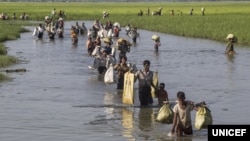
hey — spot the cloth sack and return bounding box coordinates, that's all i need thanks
[122,72,135,105]
[156,103,173,124]
[151,71,159,98]
[226,34,235,40]
[152,35,160,41]
[194,106,213,130]
[226,33,237,43]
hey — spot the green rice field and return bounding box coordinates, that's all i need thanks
[0,2,250,80]
[1,2,250,44]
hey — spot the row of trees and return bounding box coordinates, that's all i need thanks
[0,0,249,2]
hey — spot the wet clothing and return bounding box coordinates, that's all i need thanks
[157,89,168,106]
[173,101,194,129]
[104,46,112,55]
[225,42,235,54]
[92,25,99,39]
[154,40,161,52]
[57,28,64,38]
[135,70,154,106]
[86,39,94,55]
[114,63,129,90]
[118,43,130,61]
[37,26,44,39]
[128,30,138,44]
[125,25,131,35]
[48,31,56,40]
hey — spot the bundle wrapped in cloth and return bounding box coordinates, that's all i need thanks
[116,38,132,53]
[226,34,237,43]
[152,35,160,41]
[103,37,111,43]
[113,22,121,29]
[117,38,132,46]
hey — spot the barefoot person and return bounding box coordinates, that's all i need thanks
[171,91,204,136]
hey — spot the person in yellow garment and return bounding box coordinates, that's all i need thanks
[134,60,156,107]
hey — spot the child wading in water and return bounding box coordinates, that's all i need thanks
[156,82,169,106]
[170,91,205,137]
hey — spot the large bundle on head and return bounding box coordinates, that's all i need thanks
[117,38,126,44]
[117,38,132,53]
[58,17,63,21]
[103,37,111,44]
[226,34,235,40]
[152,35,160,41]
[113,22,120,29]
[226,34,237,43]
[117,38,132,46]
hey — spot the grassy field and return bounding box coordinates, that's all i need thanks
[1,2,250,44]
[0,2,250,80]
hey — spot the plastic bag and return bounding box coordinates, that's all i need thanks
[91,46,101,56]
[194,106,213,130]
[104,64,116,84]
[33,28,38,36]
[156,103,173,124]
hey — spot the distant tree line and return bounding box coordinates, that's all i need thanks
[0,0,249,2]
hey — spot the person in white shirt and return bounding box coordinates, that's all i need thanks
[171,91,204,136]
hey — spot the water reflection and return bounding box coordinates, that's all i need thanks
[138,107,155,132]
[2,21,250,141]
[175,137,193,141]
[103,91,116,117]
[225,54,236,75]
[225,54,235,63]
[122,108,135,141]
[71,44,78,48]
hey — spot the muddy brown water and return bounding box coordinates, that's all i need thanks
[1,21,250,141]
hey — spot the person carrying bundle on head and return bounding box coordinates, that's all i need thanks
[117,38,131,62]
[152,35,161,52]
[225,34,237,55]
